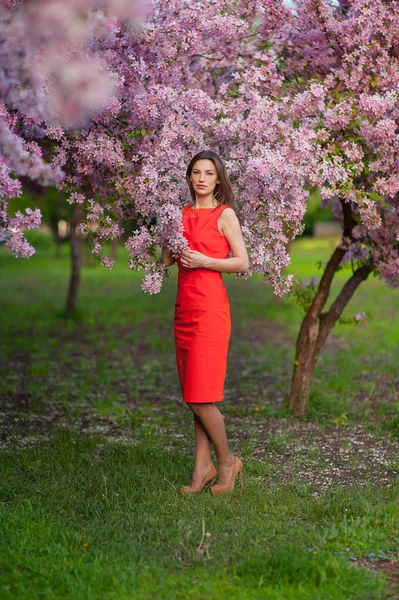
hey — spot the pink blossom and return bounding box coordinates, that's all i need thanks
[86,200,104,221]
[68,192,86,204]
[4,231,35,258]
[1,0,399,295]
[141,266,165,294]
[101,256,115,269]
[354,312,366,323]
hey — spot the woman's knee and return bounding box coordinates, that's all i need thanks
[186,402,212,416]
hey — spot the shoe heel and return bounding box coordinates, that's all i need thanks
[179,465,217,496]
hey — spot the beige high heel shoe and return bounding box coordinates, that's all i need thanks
[210,456,243,496]
[179,465,217,496]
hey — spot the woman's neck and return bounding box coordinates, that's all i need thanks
[194,193,218,208]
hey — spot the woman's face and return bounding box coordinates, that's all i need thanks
[190,159,219,195]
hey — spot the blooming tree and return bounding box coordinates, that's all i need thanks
[0,0,151,310]
[1,0,399,412]
[264,0,399,414]
[1,0,312,301]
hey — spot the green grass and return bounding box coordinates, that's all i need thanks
[1,234,399,599]
[1,432,396,599]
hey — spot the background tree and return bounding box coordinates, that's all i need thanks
[260,0,399,414]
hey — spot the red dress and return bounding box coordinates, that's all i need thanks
[174,204,232,403]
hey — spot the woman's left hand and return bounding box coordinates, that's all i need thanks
[180,249,208,269]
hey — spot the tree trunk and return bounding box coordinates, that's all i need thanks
[289,321,321,416]
[65,204,83,317]
[289,262,372,416]
[289,199,372,416]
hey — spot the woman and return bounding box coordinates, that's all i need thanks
[162,150,249,496]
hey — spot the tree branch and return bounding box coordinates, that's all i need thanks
[322,263,372,328]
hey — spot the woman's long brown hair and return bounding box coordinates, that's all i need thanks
[186,150,234,207]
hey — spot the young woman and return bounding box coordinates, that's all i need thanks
[162,150,249,496]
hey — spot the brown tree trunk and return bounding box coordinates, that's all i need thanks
[289,199,372,416]
[289,263,372,415]
[65,204,83,317]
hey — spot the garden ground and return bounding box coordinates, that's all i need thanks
[1,235,398,599]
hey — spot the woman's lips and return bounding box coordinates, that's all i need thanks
[196,185,207,188]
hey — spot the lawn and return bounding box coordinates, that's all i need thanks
[1,235,398,599]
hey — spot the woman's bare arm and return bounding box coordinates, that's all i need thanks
[180,208,249,273]
[162,247,176,267]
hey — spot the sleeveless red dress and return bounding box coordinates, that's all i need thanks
[174,204,232,404]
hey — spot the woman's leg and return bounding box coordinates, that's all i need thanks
[187,415,213,488]
[187,403,234,484]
